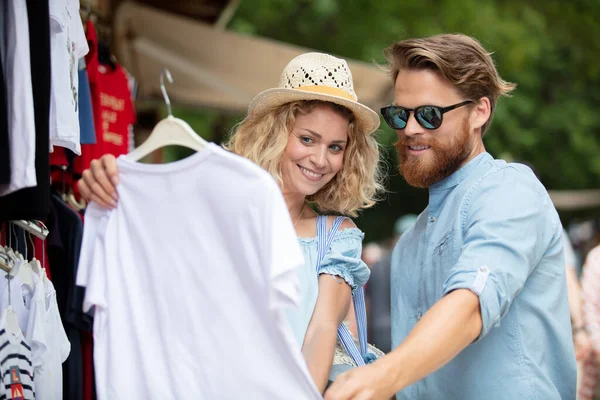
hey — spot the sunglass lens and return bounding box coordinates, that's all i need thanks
[416,106,442,129]
[384,107,408,129]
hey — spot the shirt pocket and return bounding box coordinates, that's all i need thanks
[433,229,456,257]
[432,229,460,278]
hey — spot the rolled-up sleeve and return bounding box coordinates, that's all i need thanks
[442,169,558,340]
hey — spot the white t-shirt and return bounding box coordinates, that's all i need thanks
[77,143,321,400]
[33,273,71,400]
[0,0,36,196]
[23,273,47,370]
[49,0,89,155]
[0,273,29,334]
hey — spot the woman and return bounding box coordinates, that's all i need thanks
[77,52,384,392]
[580,240,600,400]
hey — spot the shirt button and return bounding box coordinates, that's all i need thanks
[429,216,436,223]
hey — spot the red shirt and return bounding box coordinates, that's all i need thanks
[74,22,135,175]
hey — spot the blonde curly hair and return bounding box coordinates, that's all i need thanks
[223,100,384,217]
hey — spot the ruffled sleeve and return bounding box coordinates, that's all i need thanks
[317,228,370,292]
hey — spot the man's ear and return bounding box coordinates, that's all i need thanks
[471,97,491,131]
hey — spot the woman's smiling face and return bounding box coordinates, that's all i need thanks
[280,103,350,197]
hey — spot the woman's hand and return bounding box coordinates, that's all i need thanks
[77,154,120,209]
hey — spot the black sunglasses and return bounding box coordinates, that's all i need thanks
[380,100,473,130]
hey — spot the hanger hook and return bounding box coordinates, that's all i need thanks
[27,232,35,260]
[160,69,174,117]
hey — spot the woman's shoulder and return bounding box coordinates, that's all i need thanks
[322,215,364,242]
[297,215,364,246]
[324,215,356,230]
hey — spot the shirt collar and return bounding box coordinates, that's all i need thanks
[430,152,492,192]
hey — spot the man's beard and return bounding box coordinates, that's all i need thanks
[394,118,473,188]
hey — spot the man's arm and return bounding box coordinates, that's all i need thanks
[380,289,481,390]
[325,289,481,400]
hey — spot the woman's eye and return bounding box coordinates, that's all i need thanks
[330,145,344,153]
[300,136,313,144]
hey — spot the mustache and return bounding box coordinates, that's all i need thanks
[394,138,435,150]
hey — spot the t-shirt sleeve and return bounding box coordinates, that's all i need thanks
[442,168,560,340]
[258,177,303,311]
[76,203,109,312]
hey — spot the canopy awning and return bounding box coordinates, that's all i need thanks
[113,2,392,114]
[548,190,600,211]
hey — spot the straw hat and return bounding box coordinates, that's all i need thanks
[248,53,380,135]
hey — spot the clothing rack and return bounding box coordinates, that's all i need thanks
[12,220,49,240]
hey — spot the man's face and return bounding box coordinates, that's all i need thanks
[392,69,478,188]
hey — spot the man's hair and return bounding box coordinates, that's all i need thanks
[223,100,384,217]
[384,33,516,135]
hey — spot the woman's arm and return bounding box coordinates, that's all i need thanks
[302,218,358,393]
[302,273,352,393]
[345,301,358,338]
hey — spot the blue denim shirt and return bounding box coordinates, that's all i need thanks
[391,152,576,400]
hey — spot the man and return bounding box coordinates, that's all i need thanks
[366,214,417,353]
[325,34,576,400]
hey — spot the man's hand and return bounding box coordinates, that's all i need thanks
[324,362,396,400]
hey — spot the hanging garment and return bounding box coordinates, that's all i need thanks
[0,274,29,335]
[78,58,96,145]
[74,63,135,174]
[0,0,52,221]
[75,21,135,175]
[77,143,321,399]
[83,20,101,150]
[0,1,10,185]
[48,0,89,155]
[0,314,35,400]
[33,272,71,400]
[0,0,36,196]
[22,273,47,377]
[47,194,85,400]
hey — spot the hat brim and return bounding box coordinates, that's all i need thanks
[248,88,381,135]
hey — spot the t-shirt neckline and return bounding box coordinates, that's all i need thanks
[117,142,217,174]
